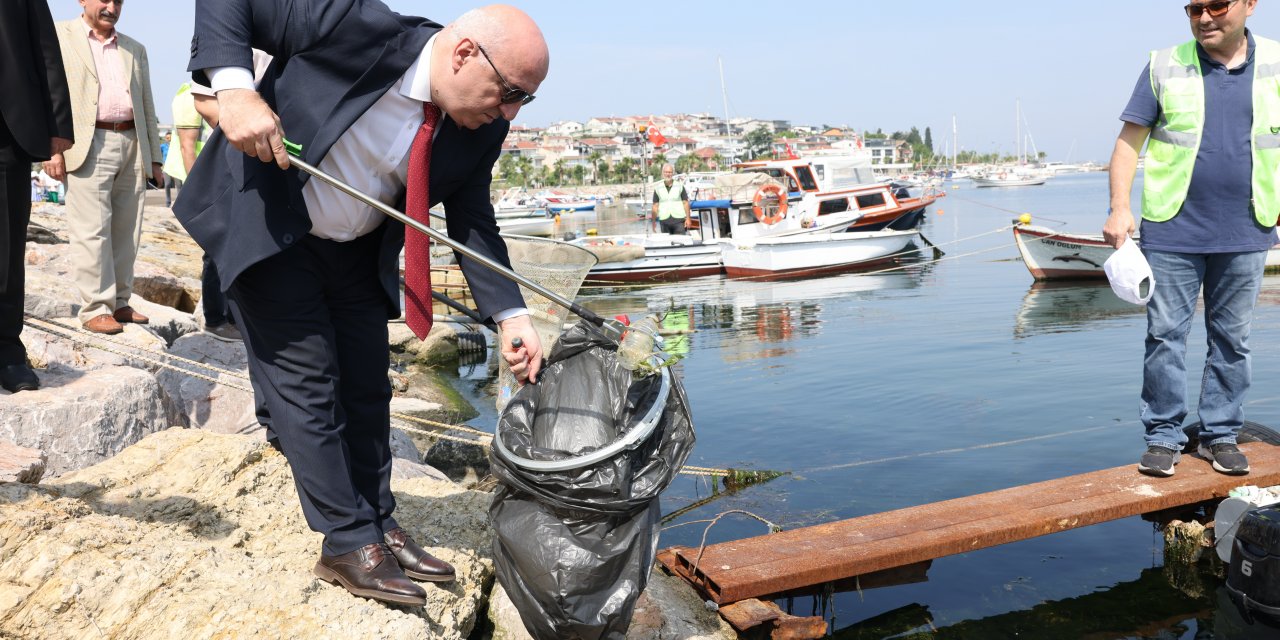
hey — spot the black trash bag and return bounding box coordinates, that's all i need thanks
[489,319,696,640]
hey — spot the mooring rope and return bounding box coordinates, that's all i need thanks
[21,315,763,477]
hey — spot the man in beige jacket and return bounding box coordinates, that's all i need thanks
[44,0,162,334]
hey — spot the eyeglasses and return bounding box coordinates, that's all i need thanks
[1185,0,1238,19]
[475,42,536,106]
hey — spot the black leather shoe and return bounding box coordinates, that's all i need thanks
[384,528,456,582]
[0,363,40,393]
[313,542,426,606]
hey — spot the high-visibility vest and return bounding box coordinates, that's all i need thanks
[1144,37,1280,226]
[654,180,687,220]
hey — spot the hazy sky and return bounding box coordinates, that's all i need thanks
[49,0,1280,163]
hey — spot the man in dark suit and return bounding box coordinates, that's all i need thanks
[177,1,547,607]
[0,0,74,393]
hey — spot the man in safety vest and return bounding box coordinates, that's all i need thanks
[1105,0,1277,478]
[651,163,691,234]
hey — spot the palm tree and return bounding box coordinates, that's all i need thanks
[587,150,604,185]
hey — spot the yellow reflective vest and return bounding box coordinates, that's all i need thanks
[654,180,687,220]
[1144,37,1280,226]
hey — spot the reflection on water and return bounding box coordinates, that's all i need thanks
[831,565,1280,639]
[1014,281,1147,339]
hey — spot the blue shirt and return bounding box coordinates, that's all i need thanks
[1121,32,1277,253]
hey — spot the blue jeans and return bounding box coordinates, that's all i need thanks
[1141,249,1267,451]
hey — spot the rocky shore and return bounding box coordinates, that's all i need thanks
[0,194,733,639]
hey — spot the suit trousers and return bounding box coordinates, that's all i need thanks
[66,128,144,322]
[0,118,31,366]
[228,228,399,556]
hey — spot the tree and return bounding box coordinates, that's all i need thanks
[675,154,707,174]
[587,150,604,185]
[614,157,638,183]
[571,164,586,185]
[743,126,773,160]
[924,127,933,154]
[648,152,668,180]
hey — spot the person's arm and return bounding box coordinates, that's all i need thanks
[177,127,200,173]
[682,185,691,226]
[1104,122,1151,249]
[194,94,220,127]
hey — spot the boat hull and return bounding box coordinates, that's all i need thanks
[577,236,723,282]
[721,229,919,278]
[1013,223,1280,280]
[972,176,1047,187]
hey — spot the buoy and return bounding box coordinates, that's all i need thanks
[586,228,598,236]
[554,214,562,223]
[1019,213,1032,224]
[937,209,944,215]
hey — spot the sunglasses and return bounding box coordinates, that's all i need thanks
[1184,0,1238,19]
[475,42,536,106]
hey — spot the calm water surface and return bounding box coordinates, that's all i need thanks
[462,172,1280,638]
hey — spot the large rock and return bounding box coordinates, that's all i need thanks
[23,242,76,320]
[0,429,495,639]
[0,366,169,476]
[390,322,461,366]
[23,318,169,372]
[0,441,46,484]
[132,260,197,312]
[130,296,201,345]
[155,333,258,435]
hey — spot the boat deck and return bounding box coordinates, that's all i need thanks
[660,442,1280,604]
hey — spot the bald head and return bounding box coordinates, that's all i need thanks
[431,5,549,129]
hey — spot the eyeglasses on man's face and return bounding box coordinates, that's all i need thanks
[1185,0,1238,19]
[475,42,536,106]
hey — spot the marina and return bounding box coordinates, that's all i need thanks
[454,171,1280,636]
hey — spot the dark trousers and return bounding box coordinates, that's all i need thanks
[201,253,232,326]
[0,118,31,366]
[228,229,397,556]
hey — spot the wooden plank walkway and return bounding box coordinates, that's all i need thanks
[661,442,1280,604]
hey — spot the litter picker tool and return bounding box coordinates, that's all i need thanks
[282,140,625,343]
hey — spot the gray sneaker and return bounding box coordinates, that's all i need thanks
[1138,446,1180,477]
[206,322,243,342]
[1198,443,1250,475]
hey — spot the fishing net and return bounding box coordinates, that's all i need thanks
[494,235,598,411]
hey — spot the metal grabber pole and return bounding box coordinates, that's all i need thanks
[283,143,624,342]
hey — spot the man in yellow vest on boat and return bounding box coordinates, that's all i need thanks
[651,163,691,234]
[1105,0,1278,478]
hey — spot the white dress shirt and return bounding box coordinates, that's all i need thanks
[207,36,526,322]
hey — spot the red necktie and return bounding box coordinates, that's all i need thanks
[404,102,441,339]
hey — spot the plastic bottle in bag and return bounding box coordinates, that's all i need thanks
[617,316,661,370]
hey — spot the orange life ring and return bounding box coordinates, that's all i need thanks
[752,184,788,225]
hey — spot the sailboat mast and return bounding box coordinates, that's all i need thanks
[718,56,730,136]
[1016,99,1022,164]
[952,114,957,169]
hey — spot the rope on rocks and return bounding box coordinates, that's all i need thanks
[21,316,760,479]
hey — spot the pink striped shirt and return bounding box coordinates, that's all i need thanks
[82,21,133,123]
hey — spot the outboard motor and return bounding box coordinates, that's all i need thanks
[1227,506,1280,618]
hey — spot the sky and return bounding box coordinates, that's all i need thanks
[48,0,1280,164]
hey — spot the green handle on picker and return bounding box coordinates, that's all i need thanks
[280,139,623,342]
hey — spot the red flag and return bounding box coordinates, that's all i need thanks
[648,126,667,148]
[784,141,798,159]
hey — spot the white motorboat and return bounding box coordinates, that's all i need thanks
[972,171,1048,188]
[719,228,920,278]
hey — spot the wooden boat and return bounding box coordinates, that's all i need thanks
[1013,223,1280,280]
[719,228,920,278]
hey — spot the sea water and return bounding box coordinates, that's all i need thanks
[465,173,1280,636]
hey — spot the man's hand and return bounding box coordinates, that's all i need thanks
[1103,207,1136,249]
[498,314,543,384]
[42,153,66,182]
[49,137,72,156]
[217,88,289,169]
[152,163,164,187]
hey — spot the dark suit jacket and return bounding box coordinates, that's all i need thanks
[0,0,74,161]
[176,0,522,319]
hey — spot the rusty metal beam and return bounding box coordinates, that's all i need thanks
[660,442,1280,604]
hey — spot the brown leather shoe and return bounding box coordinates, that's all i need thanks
[112,306,149,324]
[313,542,426,606]
[83,314,124,335]
[384,528,456,582]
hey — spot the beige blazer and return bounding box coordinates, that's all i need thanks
[54,18,161,172]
